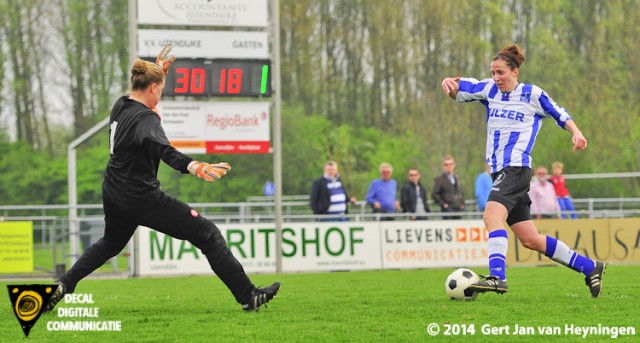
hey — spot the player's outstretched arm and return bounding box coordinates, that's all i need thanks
[441,77,461,100]
[564,119,587,152]
[188,161,231,182]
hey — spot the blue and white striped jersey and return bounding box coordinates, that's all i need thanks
[456,78,572,173]
[326,178,347,214]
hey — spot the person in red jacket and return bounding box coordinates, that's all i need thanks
[549,161,578,219]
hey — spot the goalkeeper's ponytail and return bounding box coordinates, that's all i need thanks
[130,59,164,91]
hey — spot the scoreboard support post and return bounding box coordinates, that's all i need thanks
[271,0,284,274]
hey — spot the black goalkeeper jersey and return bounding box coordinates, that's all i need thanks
[103,96,193,207]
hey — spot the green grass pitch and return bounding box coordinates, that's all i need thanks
[1,265,638,342]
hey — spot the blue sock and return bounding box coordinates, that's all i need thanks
[487,229,508,280]
[545,236,595,275]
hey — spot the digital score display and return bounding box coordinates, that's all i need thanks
[162,59,271,97]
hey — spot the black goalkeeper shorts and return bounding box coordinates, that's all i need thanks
[487,167,533,226]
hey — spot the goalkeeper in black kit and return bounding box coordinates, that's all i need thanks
[45,48,280,313]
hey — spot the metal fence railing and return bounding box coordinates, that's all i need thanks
[2,197,639,278]
[2,197,640,222]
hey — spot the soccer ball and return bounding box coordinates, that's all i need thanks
[445,268,479,301]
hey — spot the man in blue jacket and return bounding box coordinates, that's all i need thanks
[366,162,400,220]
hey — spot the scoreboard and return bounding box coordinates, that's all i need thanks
[162,59,271,97]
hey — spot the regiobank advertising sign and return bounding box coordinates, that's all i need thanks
[135,223,382,275]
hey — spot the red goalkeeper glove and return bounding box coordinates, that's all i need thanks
[156,43,176,75]
[188,161,231,182]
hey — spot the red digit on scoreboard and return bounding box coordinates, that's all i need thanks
[190,68,205,94]
[174,68,189,93]
[228,69,242,94]
[219,69,227,94]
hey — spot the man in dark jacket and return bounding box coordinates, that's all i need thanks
[310,161,356,221]
[431,155,465,219]
[400,168,431,220]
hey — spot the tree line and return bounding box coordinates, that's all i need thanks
[0,0,638,206]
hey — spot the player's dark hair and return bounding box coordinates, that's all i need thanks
[130,59,164,91]
[493,44,525,70]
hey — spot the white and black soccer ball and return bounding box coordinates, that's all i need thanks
[444,268,479,301]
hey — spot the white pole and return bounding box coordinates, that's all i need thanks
[128,0,138,277]
[271,0,283,273]
[67,148,78,266]
[129,0,137,67]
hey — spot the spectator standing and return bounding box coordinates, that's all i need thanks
[431,155,465,219]
[549,161,578,219]
[475,164,493,211]
[529,166,561,219]
[365,163,400,220]
[400,168,431,220]
[309,161,357,221]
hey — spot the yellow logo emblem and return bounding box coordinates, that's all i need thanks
[7,284,56,337]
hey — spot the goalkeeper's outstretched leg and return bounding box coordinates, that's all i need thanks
[139,192,280,310]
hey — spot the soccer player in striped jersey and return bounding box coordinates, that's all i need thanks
[441,44,605,298]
